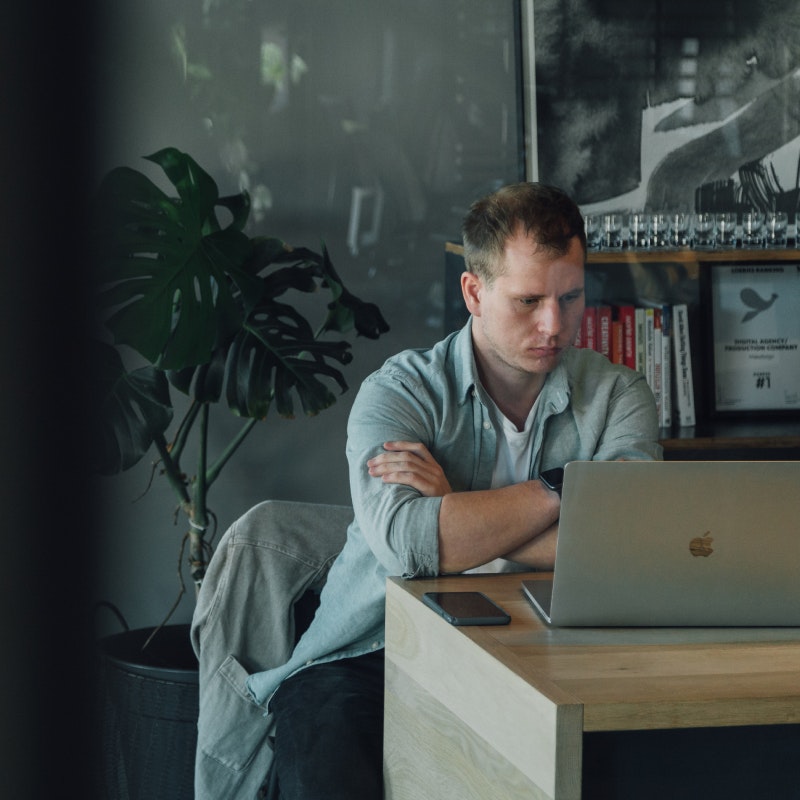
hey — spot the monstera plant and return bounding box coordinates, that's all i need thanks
[93,147,388,621]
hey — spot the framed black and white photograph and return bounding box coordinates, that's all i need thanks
[709,263,800,414]
[522,0,800,218]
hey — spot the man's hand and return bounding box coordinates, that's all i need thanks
[367,441,453,497]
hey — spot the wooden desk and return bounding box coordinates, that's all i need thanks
[383,572,800,799]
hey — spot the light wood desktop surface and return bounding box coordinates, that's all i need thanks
[383,572,800,800]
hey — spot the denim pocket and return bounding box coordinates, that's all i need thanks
[198,654,273,771]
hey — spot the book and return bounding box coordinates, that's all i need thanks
[671,303,696,427]
[652,308,663,421]
[634,307,646,374]
[616,305,636,369]
[583,306,597,351]
[596,305,612,360]
[643,307,656,397]
[659,305,673,428]
[611,319,623,365]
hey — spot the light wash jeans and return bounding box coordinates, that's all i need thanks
[191,500,352,800]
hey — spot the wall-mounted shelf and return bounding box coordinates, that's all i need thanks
[660,419,800,459]
[587,247,799,264]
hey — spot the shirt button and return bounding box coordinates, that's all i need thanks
[483,421,492,430]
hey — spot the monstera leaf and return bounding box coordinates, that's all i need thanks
[94,147,263,370]
[272,245,390,340]
[167,248,373,420]
[225,299,352,419]
[94,341,173,475]
[161,238,390,421]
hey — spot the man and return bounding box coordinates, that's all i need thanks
[249,182,662,798]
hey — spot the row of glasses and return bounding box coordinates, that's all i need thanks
[585,210,794,251]
[696,211,790,249]
[628,211,692,249]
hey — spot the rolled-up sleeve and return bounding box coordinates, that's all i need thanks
[346,368,444,578]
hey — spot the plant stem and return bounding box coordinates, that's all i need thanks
[155,405,259,589]
[152,433,191,507]
[188,404,210,587]
[206,416,259,486]
[153,428,208,589]
[171,399,202,465]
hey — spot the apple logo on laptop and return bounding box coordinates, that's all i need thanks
[690,532,714,557]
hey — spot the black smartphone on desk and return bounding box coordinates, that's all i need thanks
[422,591,511,626]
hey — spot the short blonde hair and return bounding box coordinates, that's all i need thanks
[461,182,586,283]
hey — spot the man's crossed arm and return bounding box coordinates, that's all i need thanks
[367,441,560,573]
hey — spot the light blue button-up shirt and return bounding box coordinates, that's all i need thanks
[247,320,662,706]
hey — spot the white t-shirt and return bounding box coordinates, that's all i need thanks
[464,391,538,574]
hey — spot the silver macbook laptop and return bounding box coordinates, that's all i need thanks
[522,460,800,627]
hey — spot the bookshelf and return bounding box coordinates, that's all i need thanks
[444,242,800,459]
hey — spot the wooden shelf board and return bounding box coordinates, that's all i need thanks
[587,247,799,264]
[662,435,800,451]
[661,420,800,452]
[446,241,799,264]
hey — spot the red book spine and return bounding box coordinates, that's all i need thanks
[583,306,597,351]
[611,319,623,364]
[597,305,612,359]
[617,305,636,369]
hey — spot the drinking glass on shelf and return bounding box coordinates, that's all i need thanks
[765,211,788,247]
[584,214,602,250]
[628,211,650,250]
[741,210,764,248]
[716,211,737,248]
[667,212,691,248]
[601,213,623,249]
[649,212,668,248]
[693,212,716,249]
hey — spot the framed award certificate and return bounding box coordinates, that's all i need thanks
[709,263,800,414]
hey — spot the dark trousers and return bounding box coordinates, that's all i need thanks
[266,650,385,800]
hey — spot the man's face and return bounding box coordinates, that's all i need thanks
[463,230,585,380]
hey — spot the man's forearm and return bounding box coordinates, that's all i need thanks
[501,523,557,570]
[438,481,560,573]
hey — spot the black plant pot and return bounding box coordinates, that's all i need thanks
[96,624,199,800]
